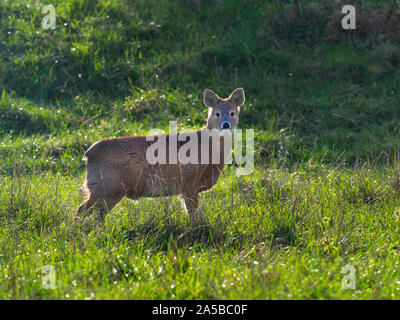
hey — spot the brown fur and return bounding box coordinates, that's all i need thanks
[76,88,245,220]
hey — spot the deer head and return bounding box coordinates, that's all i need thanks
[203,88,245,130]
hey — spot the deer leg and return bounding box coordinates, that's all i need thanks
[76,194,122,222]
[181,192,199,217]
[97,195,123,221]
[76,195,99,219]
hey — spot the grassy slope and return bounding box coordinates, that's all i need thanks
[1,0,400,299]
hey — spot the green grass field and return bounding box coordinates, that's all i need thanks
[1,0,400,299]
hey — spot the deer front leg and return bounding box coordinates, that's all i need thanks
[181,192,199,217]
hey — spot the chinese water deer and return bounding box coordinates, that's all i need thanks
[76,88,245,221]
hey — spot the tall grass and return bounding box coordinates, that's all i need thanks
[1,166,400,299]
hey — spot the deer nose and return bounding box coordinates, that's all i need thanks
[221,121,231,129]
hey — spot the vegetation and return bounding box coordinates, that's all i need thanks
[0,0,400,299]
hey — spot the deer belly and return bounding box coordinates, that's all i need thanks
[142,175,180,197]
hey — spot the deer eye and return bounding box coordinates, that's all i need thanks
[230,111,235,116]
[215,112,220,117]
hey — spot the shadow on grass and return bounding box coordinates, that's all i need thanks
[123,210,299,252]
[271,223,297,249]
[125,214,228,250]
[76,196,300,252]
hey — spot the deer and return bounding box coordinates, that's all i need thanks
[76,88,245,221]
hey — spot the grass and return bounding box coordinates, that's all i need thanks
[2,166,400,299]
[1,0,400,299]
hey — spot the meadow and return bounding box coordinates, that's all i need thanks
[1,0,400,299]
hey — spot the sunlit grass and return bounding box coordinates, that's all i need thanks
[1,165,400,299]
[1,0,400,299]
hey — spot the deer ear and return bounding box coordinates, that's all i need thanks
[229,88,245,107]
[203,89,219,108]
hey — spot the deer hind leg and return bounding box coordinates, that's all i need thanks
[181,192,199,217]
[76,167,125,221]
[76,193,123,221]
[76,195,100,219]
